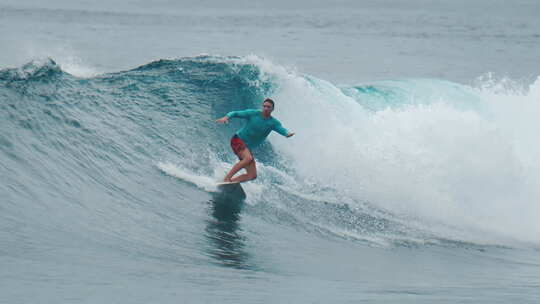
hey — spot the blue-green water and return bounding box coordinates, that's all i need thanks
[2,1,540,303]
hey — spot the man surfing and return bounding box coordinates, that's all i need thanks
[215,98,294,183]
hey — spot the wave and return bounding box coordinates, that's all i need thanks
[1,55,539,248]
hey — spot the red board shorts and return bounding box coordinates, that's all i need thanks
[230,135,252,160]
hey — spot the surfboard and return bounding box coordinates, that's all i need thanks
[216,181,246,200]
[216,181,241,186]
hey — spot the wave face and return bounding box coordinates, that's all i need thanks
[2,55,540,253]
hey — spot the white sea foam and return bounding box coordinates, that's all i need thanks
[56,55,100,78]
[157,159,273,205]
[245,56,540,244]
[17,43,101,78]
[157,162,218,192]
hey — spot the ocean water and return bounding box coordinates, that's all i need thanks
[1,1,540,303]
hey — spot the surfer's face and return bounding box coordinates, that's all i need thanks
[262,101,274,115]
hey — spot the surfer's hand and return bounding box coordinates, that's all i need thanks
[287,132,295,137]
[216,116,229,124]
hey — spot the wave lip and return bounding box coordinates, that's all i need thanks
[0,58,64,81]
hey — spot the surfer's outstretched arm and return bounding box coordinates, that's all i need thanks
[216,109,257,124]
[273,121,295,138]
[215,116,229,124]
[226,109,258,119]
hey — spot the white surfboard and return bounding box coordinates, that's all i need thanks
[216,181,246,199]
[216,181,241,186]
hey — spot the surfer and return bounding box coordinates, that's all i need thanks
[215,98,294,183]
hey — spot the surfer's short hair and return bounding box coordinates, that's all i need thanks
[263,98,275,108]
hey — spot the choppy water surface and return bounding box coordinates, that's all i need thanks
[1,1,540,303]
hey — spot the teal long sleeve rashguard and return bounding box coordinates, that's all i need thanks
[226,109,289,149]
